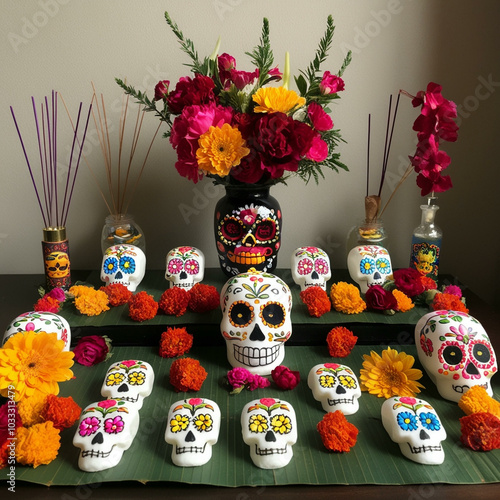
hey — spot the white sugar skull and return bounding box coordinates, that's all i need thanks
[101,244,146,292]
[291,246,331,291]
[347,245,392,293]
[165,246,205,290]
[165,397,221,467]
[220,269,292,376]
[381,396,446,465]
[101,360,154,410]
[241,398,297,469]
[73,399,140,472]
[3,311,71,351]
[415,310,497,402]
[307,363,361,415]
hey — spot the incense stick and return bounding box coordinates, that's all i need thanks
[366,113,371,198]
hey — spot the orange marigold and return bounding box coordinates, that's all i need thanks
[33,295,61,313]
[300,286,331,317]
[17,393,47,426]
[431,292,469,313]
[70,285,110,316]
[460,412,500,451]
[421,276,438,291]
[41,394,82,430]
[392,289,414,313]
[317,410,358,452]
[458,386,500,418]
[159,287,190,316]
[159,327,193,358]
[128,291,159,321]
[170,357,207,392]
[99,283,133,306]
[188,283,220,313]
[326,326,358,358]
[330,282,366,314]
[15,421,61,468]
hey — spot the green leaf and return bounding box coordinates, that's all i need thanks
[439,319,450,324]
[245,18,274,88]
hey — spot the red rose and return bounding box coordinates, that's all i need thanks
[271,365,300,390]
[393,268,425,297]
[73,335,109,366]
[167,74,216,115]
[365,285,398,311]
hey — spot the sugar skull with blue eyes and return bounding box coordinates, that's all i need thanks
[347,245,392,293]
[381,396,446,465]
[100,244,146,292]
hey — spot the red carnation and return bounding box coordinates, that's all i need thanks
[393,268,425,298]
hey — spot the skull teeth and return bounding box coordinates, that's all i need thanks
[82,448,112,458]
[327,396,355,406]
[229,252,266,265]
[255,444,288,456]
[175,443,207,454]
[233,344,281,367]
[407,443,442,454]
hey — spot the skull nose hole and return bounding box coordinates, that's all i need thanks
[419,429,430,440]
[336,385,346,394]
[185,430,196,443]
[249,324,265,342]
[465,362,480,375]
[180,271,187,280]
[91,432,104,445]
[265,430,276,442]
[373,271,381,280]
[311,271,319,280]
[242,233,256,246]
[118,383,129,393]
[115,271,123,280]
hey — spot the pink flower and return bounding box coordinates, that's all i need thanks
[47,287,65,302]
[267,66,283,81]
[230,68,259,90]
[324,363,340,369]
[120,360,137,367]
[227,367,251,388]
[271,366,300,390]
[365,285,398,311]
[247,374,271,390]
[189,398,203,406]
[0,401,22,444]
[306,134,329,162]
[104,416,124,434]
[319,71,345,94]
[73,335,110,366]
[25,322,36,331]
[79,416,100,436]
[443,284,462,298]
[399,397,417,405]
[154,80,170,101]
[307,102,333,131]
[98,400,117,409]
[260,398,276,408]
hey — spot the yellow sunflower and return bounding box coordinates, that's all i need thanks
[0,331,74,402]
[252,86,306,114]
[359,347,424,399]
[196,123,250,177]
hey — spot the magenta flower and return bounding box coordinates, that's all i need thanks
[319,71,345,94]
[308,102,333,131]
[98,400,117,410]
[79,416,100,436]
[104,416,124,434]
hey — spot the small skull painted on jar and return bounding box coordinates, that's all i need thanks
[101,244,146,292]
[165,246,204,290]
[307,363,361,415]
[381,396,446,465]
[220,269,292,376]
[415,310,497,402]
[291,246,331,291]
[347,245,392,293]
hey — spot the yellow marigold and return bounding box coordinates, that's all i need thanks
[330,282,366,314]
[458,386,500,418]
[70,285,110,316]
[252,86,306,114]
[196,123,250,176]
[15,421,61,468]
[359,347,424,399]
[0,331,74,402]
[392,289,414,313]
[17,393,47,426]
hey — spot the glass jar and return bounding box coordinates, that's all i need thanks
[346,219,387,252]
[101,214,145,254]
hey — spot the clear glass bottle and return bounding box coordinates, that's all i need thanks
[346,219,387,251]
[410,197,442,279]
[101,214,145,254]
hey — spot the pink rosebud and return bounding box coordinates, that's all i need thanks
[98,400,117,409]
[260,398,276,408]
[399,397,417,405]
[227,367,251,388]
[271,366,300,390]
[319,71,345,94]
[154,80,170,101]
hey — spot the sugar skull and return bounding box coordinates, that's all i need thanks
[241,398,297,469]
[381,396,446,465]
[291,246,331,291]
[101,244,146,292]
[164,397,221,467]
[165,246,205,290]
[101,360,154,410]
[415,310,497,402]
[3,311,71,351]
[220,269,292,376]
[307,363,361,415]
[215,200,282,277]
[347,245,392,293]
[73,399,140,472]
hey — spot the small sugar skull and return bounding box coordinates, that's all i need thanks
[415,310,497,402]
[165,246,205,290]
[241,398,297,469]
[307,363,361,415]
[3,311,71,351]
[73,399,140,472]
[220,269,292,376]
[347,245,392,293]
[165,397,221,467]
[101,244,146,292]
[101,360,154,410]
[381,396,446,465]
[291,246,331,291]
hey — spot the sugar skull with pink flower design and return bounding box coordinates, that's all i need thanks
[291,246,331,291]
[165,246,205,290]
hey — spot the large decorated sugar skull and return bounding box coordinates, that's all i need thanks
[381,396,446,465]
[165,246,204,290]
[307,363,361,415]
[164,397,221,467]
[291,246,331,291]
[101,360,154,410]
[100,244,146,292]
[415,310,497,402]
[241,398,297,469]
[73,399,140,472]
[347,245,392,293]
[220,269,292,376]
[3,311,71,351]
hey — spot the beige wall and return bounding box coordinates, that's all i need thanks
[1,0,499,307]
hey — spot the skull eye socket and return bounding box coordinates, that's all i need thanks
[221,217,244,241]
[270,414,292,434]
[396,412,418,431]
[249,414,268,433]
[470,341,493,368]
[260,302,285,328]
[229,301,254,327]
[106,372,125,386]
[79,416,101,436]
[359,257,376,274]
[254,219,276,241]
[128,371,145,385]
[314,258,329,275]
[184,259,200,275]
[193,414,213,432]
[103,257,119,275]
[297,258,314,275]
[319,374,336,388]
[170,414,190,433]
[119,256,136,274]
[441,344,464,366]
[418,412,441,431]
[375,258,391,274]
[167,258,184,274]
